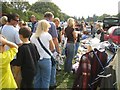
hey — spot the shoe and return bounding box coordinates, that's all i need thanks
[49,85,57,90]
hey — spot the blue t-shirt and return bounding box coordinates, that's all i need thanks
[48,21,58,38]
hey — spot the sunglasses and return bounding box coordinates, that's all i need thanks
[13,19,19,22]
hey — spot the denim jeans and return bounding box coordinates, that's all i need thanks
[50,64,56,86]
[34,58,51,89]
[75,42,80,55]
[64,43,75,72]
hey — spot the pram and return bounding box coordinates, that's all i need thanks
[72,41,119,90]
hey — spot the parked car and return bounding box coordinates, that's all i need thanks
[104,26,120,45]
[103,17,120,31]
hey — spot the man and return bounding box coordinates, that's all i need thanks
[28,15,37,33]
[1,13,22,47]
[1,13,22,75]
[44,12,61,89]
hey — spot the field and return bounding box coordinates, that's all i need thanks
[56,65,75,89]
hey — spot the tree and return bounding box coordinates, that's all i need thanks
[93,14,98,22]
[117,13,120,19]
[81,16,85,21]
[10,1,31,12]
[97,14,111,20]
[30,2,60,15]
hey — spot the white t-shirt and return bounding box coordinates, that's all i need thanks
[30,32,52,59]
[95,33,101,40]
[1,25,22,50]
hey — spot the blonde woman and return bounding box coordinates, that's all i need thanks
[64,18,77,73]
[53,17,63,43]
[95,23,104,42]
[30,20,55,89]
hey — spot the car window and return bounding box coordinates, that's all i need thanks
[113,28,120,36]
[103,19,119,23]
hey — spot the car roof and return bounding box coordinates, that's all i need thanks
[109,26,120,29]
[104,17,119,19]
[108,26,120,33]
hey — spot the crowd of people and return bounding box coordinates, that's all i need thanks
[0,11,105,89]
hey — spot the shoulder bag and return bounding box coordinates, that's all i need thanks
[37,37,56,66]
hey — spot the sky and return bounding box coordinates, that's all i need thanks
[28,0,120,18]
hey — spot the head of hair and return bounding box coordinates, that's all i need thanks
[67,18,75,27]
[53,17,60,26]
[19,20,26,26]
[7,13,19,22]
[19,26,31,38]
[96,23,102,29]
[34,20,50,38]
[31,15,35,18]
[44,12,54,18]
[53,17,60,22]
[0,16,8,25]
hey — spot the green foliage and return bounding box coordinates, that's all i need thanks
[1,1,70,21]
[26,11,43,21]
[117,13,120,19]
[97,14,111,21]
[10,2,31,11]
[30,2,60,15]
[30,2,68,21]
[1,1,118,23]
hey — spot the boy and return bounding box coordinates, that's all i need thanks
[14,26,40,89]
[0,34,18,89]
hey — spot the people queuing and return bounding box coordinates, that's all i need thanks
[94,23,105,42]
[74,21,82,55]
[44,12,61,89]
[53,17,64,71]
[28,15,37,33]
[1,13,22,80]
[14,26,40,89]
[30,20,55,89]
[0,16,8,33]
[64,18,77,73]
[0,12,115,89]
[0,34,18,89]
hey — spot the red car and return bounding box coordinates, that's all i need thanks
[104,26,120,45]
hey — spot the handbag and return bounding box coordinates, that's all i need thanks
[37,38,56,66]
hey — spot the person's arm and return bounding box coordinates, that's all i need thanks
[0,35,18,49]
[50,23,61,54]
[53,37,61,54]
[72,31,77,43]
[49,39,55,52]
[14,66,21,88]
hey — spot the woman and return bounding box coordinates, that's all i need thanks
[95,23,105,42]
[53,17,63,43]
[30,20,55,89]
[64,18,77,73]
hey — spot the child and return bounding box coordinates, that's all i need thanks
[0,34,18,89]
[14,26,40,89]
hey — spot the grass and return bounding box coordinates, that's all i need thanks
[56,64,75,89]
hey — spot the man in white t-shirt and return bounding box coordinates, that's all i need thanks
[1,13,22,68]
[2,13,22,47]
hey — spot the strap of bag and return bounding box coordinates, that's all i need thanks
[37,37,52,57]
